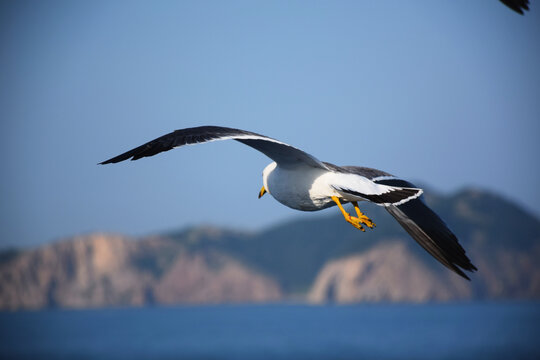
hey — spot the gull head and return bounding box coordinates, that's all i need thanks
[259,162,277,198]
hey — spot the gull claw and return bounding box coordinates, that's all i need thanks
[346,214,366,232]
[358,215,376,229]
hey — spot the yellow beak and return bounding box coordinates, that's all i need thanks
[258,186,267,199]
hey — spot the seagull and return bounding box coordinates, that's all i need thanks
[100,126,477,280]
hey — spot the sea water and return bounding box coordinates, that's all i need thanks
[1,302,539,360]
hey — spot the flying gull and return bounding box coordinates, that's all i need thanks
[100,126,477,280]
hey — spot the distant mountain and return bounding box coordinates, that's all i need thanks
[0,187,539,309]
[165,188,540,298]
[309,242,472,303]
[0,234,281,310]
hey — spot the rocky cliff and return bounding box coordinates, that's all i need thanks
[0,233,281,310]
[309,242,471,303]
[308,241,540,303]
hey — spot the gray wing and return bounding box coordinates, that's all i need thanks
[100,126,327,169]
[338,165,477,280]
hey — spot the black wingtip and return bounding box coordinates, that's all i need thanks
[500,0,530,15]
[454,267,472,281]
[444,254,475,281]
[384,201,477,281]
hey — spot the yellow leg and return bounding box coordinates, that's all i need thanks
[351,201,376,228]
[331,196,367,232]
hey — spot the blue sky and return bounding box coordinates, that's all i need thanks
[1,1,539,247]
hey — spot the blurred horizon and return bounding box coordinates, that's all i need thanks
[1,0,539,248]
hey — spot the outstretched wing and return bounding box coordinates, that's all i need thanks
[341,165,477,280]
[99,126,327,169]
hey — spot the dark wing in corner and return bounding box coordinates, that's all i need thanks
[341,166,477,280]
[500,0,530,14]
